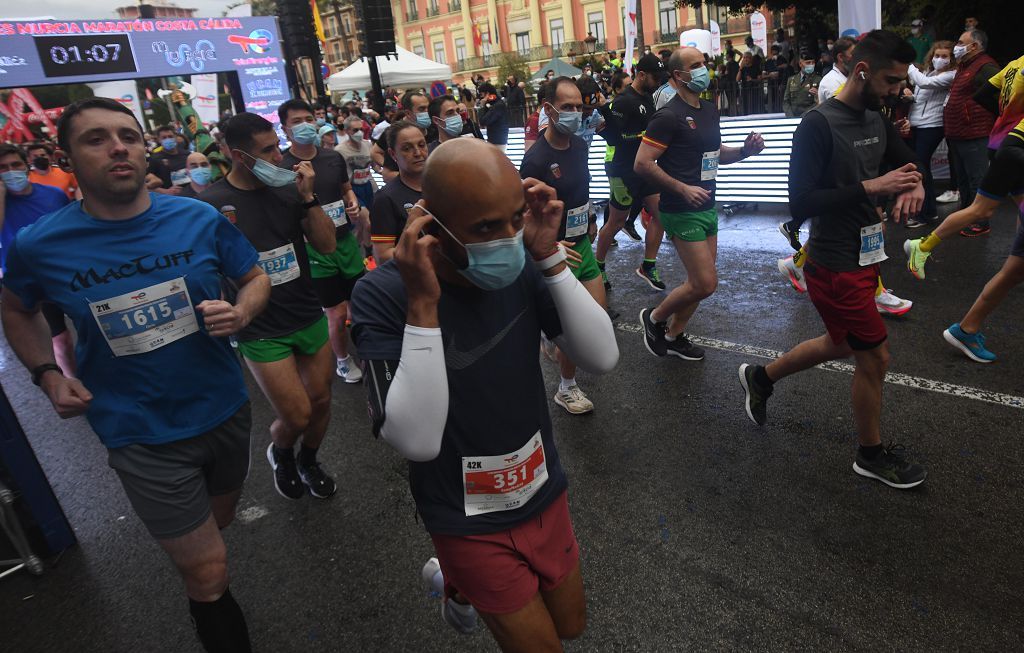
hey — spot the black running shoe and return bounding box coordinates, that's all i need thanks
[778,221,801,251]
[640,308,667,357]
[623,221,642,242]
[738,363,772,426]
[853,444,927,489]
[635,266,666,290]
[297,458,338,499]
[267,444,304,500]
[666,335,704,361]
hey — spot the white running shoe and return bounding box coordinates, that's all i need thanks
[777,256,807,293]
[421,558,478,635]
[875,290,913,316]
[554,385,595,415]
[336,357,363,383]
[936,190,959,204]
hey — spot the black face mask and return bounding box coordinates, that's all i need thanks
[32,157,50,171]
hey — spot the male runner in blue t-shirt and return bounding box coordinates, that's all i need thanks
[1,98,271,653]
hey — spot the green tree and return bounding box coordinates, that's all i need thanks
[496,52,532,89]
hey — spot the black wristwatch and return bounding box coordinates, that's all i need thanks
[300,193,320,210]
[31,363,63,386]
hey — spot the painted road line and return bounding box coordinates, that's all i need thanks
[616,323,1024,410]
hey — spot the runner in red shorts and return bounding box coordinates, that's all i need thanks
[350,139,618,649]
[736,30,928,489]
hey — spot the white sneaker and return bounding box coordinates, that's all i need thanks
[336,357,363,383]
[554,385,594,415]
[876,290,913,316]
[777,256,807,293]
[421,558,478,635]
[936,190,959,204]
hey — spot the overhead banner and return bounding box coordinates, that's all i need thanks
[623,0,637,75]
[749,12,768,54]
[838,0,881,38]
[86,79,144,127]
[0,17,289,123]
[191,73,219,126]
[680,29,712,55]
[709,21,722,57]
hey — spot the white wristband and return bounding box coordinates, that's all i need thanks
[532,243,567,271]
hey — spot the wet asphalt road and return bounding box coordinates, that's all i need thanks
[2,199,1023,652]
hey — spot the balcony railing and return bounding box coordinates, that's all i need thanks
[449,0,461,11]
[427,5,440,17]
[453,39,609,73]
[407,9,419,21]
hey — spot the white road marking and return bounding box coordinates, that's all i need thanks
[617,323,1024,410]
[237,505,270,524]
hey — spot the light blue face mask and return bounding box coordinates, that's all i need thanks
[189,166,212,186]
[441,115,464,137]
[682,66,711,93]
[418,204,525,290]
[316,118,326,127]
[237,150,297,188]
[161,137,178,151]
[803,64,816,75]
[1,170,30,192]
[290,122,319,145]
[547,104,582,136]
[415,112,431,128]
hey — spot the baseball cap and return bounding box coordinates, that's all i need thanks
[635,53,666,74]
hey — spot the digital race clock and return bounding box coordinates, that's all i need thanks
[32,34,138,79]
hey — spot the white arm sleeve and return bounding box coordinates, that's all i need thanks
[547,267,619,374]
[380,325,449,462]
[907,65,956,89]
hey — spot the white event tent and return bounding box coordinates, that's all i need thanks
[327,46,452,92]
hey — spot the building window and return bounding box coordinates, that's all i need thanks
[455,37,466,61]
[433,40,446,63]
[428,0,439,16]
[413,44,425,57]
[333,42,341,62]
[515,32,530,55]
[326,17,335,38]
[659,0,678,36]
[549,18,564,49]
[343,17,351,34]
[587,12,605,44]
[407,0,418,21]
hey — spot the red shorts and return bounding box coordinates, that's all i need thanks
[804,262,887,350]
[430,490,579,615]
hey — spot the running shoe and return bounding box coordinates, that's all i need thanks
[640,308,668,357]
[738,363,772,426]
[935,189,959,203]
[960,223,991,237]
[875,290,913,316]
[777,256,807,293]
[336,357,364,383]
[905,217,935,229]
[852,444,927,489]
[601,269,612,292]
[943,323,996,363]
[778,221,801,251]
[635,266,666,290]
[421,558,479,635]
[296,457,337,499]
[903,238,931,280]
[665,336,705,361]
[554,385,595,414]
[610,238,619,247]
[266,444,305,500]
[623,220,642,241]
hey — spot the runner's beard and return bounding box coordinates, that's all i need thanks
[93,168,147,205]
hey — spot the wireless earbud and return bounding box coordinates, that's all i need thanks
[859,71,867,80]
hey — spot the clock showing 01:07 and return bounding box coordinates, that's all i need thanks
[32,33,138,79]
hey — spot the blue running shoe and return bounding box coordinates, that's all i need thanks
[943,323,996,363]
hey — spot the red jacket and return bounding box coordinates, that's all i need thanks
[943,53,999,141]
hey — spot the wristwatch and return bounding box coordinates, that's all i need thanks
[31,363,63,386]
[300,193,320,210]
[533,244,567,271]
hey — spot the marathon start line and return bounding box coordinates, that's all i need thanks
[614,323,1024,410]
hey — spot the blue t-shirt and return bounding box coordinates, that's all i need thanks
[3,193,260,449]
[1,183,69,272]
[351,260,568,536]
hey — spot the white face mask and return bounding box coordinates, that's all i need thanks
[953,44,970,61]
[932,56,950,71]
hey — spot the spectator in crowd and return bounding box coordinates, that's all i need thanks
[765,44,793,112]
[503,75,527,127]
[905,40,956,228]
[783,51,822,118]
[818,36,856,103]
[964,16,979,31]
[943,28,1000,236]
[737,51,764,115]
[745,35,765,60]
[722,40,741,116]
[908,18,933,64]
[773,28,793,62]
[477,82,510,152]
[523,82,548,153]
[25,141,79,200]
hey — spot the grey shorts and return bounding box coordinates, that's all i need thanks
[107,403,252,539]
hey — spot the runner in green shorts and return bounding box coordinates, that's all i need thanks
[519,77,608,415]
[659,208,719,242]
[237,315,329,363]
